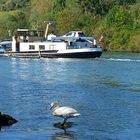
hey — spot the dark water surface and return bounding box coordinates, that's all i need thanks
[0,52,140,140]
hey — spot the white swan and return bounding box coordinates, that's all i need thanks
[50,101,80,125]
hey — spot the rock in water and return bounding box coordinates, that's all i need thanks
[0,112,18,126]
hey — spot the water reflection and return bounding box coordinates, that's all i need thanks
[99,77,122,87]
[0,125,11,131]
[52,122,75,140]
[52,131,74,140]
[53,122,73,131]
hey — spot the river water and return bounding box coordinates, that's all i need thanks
[0,52,140,140]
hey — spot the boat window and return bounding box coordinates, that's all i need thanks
[17,31,28,37]
[65,32,72,36]
[39,45,45,50]
[29,45,35,50]
[78,32,86,37]
[37,31,44,37]
[29,31,36,36]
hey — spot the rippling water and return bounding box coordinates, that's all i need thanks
[0,52,140,140]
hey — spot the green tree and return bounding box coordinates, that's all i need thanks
[53,0,66,11]
[106,6,133,28]
[77,0,136,16]
[117,0,136,5]
[29,0,54,29]
[0,11,27,39]
[0,0,30,11]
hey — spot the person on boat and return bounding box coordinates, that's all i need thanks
[14,35,20,52]
[47,31,56,41]
[93,38,97,47]
[23,35,28,42]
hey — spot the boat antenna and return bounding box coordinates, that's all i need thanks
[44,21,54,39]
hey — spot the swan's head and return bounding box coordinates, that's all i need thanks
[50,101,60,110]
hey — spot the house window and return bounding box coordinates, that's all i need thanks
[39,45,45,50]
[29,45,35,50]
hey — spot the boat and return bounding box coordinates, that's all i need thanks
[9,28,102,58]
[0,40,12,56]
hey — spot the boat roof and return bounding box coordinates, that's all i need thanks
[0,41,12,45]
[68,31,83,33]
[16,29,44,32]
[69,31,83,33]
[17,29,29,32]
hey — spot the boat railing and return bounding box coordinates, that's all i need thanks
[51,36,95,42]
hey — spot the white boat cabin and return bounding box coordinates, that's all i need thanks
[12,29,97,53]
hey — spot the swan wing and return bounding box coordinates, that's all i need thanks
[53,106,80,117]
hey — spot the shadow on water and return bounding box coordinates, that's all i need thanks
[0,125,11,132]
[52,122,75,140]
[0,125,14,131]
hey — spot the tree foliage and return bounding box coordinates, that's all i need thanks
[0,11,27,39]
[106,6,133,28]
[53,0,66,11]
[0,0,139,52]
[0,0,30,11]
[77,0,136,16]
[29,0,54,29]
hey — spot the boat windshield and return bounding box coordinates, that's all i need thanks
[15,29,44,37]
[78,32,86,37]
